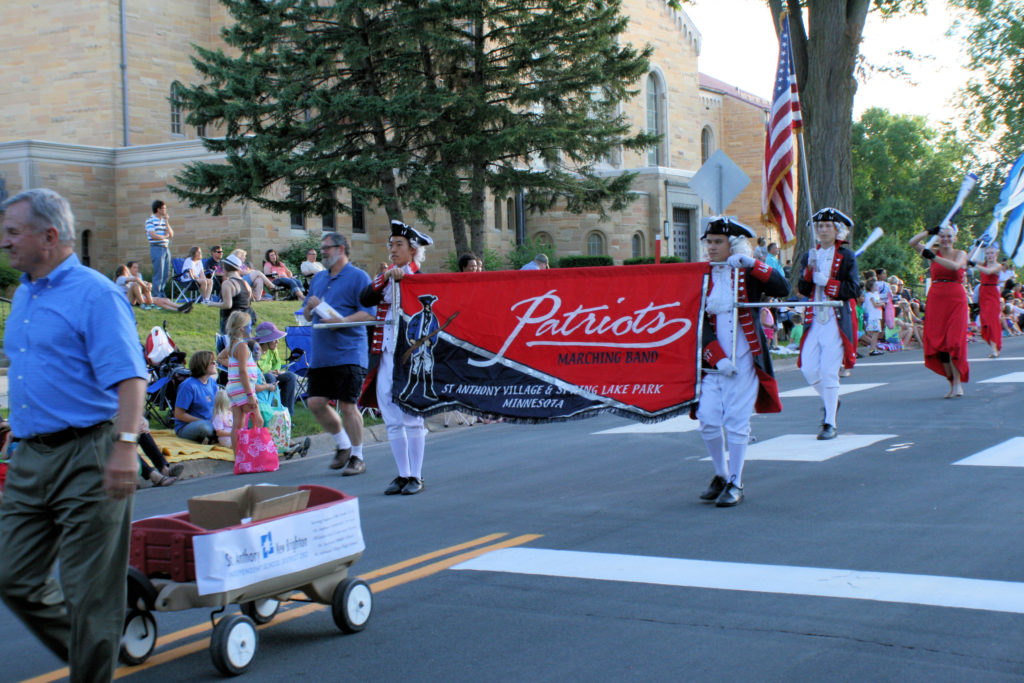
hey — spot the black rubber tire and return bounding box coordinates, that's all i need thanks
[331,578,372,633]
[240,598,280,625]
[127,566,158,612]
[210,614,258,676]
[119,608,158,666]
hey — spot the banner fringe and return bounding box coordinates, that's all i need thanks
[402,401,698,426]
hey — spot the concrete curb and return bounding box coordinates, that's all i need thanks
[142,412,477,487]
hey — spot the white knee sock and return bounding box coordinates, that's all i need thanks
[407,425,427,479]
[726,437,747,488]
[333,429,352,450]
[700,426,727,479]
[351,444,363,460]
[387,426,411,477]
[823,385,839,426]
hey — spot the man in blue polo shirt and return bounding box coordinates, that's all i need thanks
[0,188,147,681]
[146,199,174,296]
[302,232,374,475]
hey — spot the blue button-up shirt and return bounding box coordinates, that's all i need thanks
[4,253,148,439]
[303,263,372,368]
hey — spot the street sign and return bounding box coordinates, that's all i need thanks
[689,149,749,215]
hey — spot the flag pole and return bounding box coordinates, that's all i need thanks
[798,129,814,245]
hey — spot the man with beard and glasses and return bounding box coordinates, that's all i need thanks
[301,232,374,475]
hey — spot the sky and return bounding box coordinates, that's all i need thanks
[682,0,974,127]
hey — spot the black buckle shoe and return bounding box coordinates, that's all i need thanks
[401,477,424,495]
[385,476,409,495]
[699,475,727,501]
[715,482,744,507]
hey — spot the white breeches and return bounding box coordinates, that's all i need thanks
[800,318,843,390]
[377,350,427,478]
[697,355,757,442]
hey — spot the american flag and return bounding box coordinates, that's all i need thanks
[760,14,802,245]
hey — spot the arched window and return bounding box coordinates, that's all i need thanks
[631,232,644,259]
[506,198,515,233]
[170,82,183,135]
[701,126,715,164]
[535,231,553,247]
[646,73,664,166]
[586,231,605,256]
[494,197,502,231]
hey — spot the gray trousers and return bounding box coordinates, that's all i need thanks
[0,423,132,683]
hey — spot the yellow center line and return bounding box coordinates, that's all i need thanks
[23,533,539,682]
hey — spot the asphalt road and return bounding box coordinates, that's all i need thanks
[4,336,1024,682]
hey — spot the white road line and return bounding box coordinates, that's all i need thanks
[841,356,1024,368]
[703,433,897,462]
[953,437,1024,467]
[778,383,886,398]
[595,416,699,435]
[454,548,1024,614]
[979,372,1024,383]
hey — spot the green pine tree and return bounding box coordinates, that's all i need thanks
[171,0,659,256]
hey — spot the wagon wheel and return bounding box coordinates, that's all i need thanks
[127,567,158,612]
[210,614,258,676]
[331,578,372,633]
[119,608,158,666]
[241,598,280,625]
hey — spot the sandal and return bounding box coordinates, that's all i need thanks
[168,464,184,478]
[152,473,177,487]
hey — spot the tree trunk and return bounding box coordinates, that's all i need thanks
[777,0,869,288]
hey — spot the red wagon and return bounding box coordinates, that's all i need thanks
[121,484,371,676]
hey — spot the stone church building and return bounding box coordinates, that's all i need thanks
[0,1,776,276]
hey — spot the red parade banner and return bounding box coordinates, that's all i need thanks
[391,263,709,423]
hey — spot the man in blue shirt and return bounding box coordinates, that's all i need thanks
[0,188,147,681]
[145,199,174,296]
[301,232,374,475]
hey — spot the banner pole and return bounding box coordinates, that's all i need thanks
[731,269,740,362]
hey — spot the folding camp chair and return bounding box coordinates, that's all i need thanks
[169,257,201,303]
[285,326,311,408]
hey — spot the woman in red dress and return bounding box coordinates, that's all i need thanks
[909,225,969,397]
[976,245,1004,358]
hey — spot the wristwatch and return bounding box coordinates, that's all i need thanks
[116,432,140,444]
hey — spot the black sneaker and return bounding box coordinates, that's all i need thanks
[385,476,409,495]
[177,301,193,313]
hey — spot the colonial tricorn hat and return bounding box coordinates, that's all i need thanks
[417,294,438,306]
[702,216,756,239]
[390,220,434,247]
[811,207,854,228]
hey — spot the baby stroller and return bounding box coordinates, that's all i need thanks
[144,323,189,429]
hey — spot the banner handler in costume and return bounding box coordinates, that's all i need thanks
[695,217,790,507]
[909,223,970,396]
[359,220,433,496]
[797,208,861,440]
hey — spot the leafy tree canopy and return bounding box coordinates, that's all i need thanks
[852,107,976,282]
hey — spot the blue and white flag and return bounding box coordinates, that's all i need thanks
[996,153,1024,265]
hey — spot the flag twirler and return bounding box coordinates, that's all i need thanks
[761,13,802,245]
[996,153,1024,266]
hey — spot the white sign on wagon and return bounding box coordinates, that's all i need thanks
[192,497,365,596]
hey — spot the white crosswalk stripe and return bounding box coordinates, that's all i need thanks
[703,433,897,462]
[595,416,699,435]
[979,372,1024,383]
[454,548,1024,615]
[952,437,1024,467]
[778,382,886,398]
